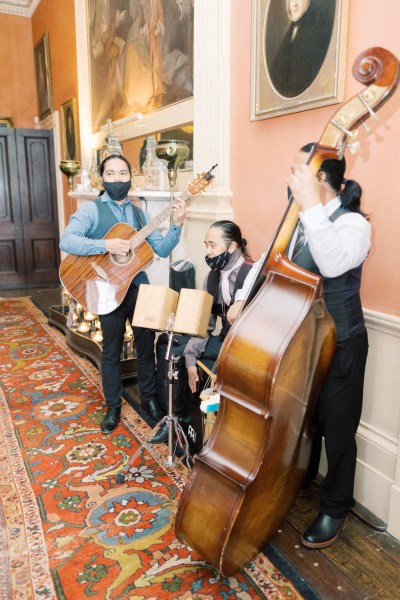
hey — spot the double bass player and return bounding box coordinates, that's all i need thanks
[229,145,371,549]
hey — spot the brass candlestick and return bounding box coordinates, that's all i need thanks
[59,160,81,190]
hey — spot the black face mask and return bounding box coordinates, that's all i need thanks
[205,249,231,271]
[103,180,131,201]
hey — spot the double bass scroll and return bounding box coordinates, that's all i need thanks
[175,47,400,577]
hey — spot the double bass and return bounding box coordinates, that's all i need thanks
[175,48,400,576]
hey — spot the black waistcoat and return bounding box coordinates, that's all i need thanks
[293,206,365,342]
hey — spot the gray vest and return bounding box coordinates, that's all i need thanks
[293,206,365,342]
[89,197,149,286]
[89,197,145,239]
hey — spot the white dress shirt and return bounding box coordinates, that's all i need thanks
[235,197,371,302]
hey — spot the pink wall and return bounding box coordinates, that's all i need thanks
[231,1,400,316]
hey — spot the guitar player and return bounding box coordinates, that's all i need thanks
[60,154,188,434]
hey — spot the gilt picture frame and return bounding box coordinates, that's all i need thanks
[34,32,53,121]
[251,0,349,121]
[61,98,80,162]
[0,117,14,128]
[87,0,194,133]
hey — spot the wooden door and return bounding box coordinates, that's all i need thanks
[0,128,60,289]
[0,128,26,287]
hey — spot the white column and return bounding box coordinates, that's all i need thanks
[184,0,233,286]
[74,0,92,169]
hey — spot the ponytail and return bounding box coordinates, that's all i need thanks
[340,179,368,218]
[240,237,251,259]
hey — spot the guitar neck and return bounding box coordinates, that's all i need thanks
[130,189,191,249]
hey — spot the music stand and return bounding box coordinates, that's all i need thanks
[116,314,190,484]
[115,285,213,484]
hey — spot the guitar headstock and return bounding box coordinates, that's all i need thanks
[187,164,218,196]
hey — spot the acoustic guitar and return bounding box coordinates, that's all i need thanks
[59,165,217,315]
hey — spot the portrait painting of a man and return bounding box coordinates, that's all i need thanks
[251,0,348,120]
[266,0,336,98]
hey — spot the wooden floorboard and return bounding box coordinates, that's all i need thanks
[282,487,400,599]
[268,520,365,599]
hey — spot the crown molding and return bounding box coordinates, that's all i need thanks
[0,0,40,17]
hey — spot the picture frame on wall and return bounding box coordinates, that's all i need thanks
[251,0,349,121]
[61,98,80,162]
[0,117,14,128]
[87,0,194,133]
[34,32,53,121]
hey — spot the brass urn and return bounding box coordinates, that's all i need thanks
[59,160,81,190]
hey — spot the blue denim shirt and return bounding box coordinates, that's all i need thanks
[60,191,182,258]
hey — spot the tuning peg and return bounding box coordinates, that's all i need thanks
[362,122,374,135]
[331,120,359,139]
[358,93,379,120]
[347,141,361,154]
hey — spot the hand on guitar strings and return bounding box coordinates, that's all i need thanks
[171,197,188,227]
[105,237,131,256]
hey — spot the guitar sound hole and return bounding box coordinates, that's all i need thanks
[111,251,132,265]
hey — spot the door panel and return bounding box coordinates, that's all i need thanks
[0,129,26,287]
[0,128,60,289]
[17,130,60,286]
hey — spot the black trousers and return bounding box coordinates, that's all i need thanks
[99,283,156,409]
[156,332,223,417]
[304,328,369,518]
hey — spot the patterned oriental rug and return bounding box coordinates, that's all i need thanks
[0,297,306,600]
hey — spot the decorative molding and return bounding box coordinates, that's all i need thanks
[357,422,398,463]
[91,100,194,151]
[0,4,28,16]
[0,0,39,16]
[364,307,400,336]
[28,0,40,16]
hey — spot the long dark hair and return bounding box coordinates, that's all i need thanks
[211,220,252,259]
[301,143,367,218]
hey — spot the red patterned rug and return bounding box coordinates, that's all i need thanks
[0,297,305,599]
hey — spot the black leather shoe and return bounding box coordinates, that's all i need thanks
[145,400,163,422]
[301,513,349,549]
[101,407,121,434]
[149,421,170,444]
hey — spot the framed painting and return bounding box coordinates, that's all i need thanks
[61,98,80,162]
[34,32,53,120]
[251,0,349,121]
[0,117,14,128]
[87,0,194,133]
